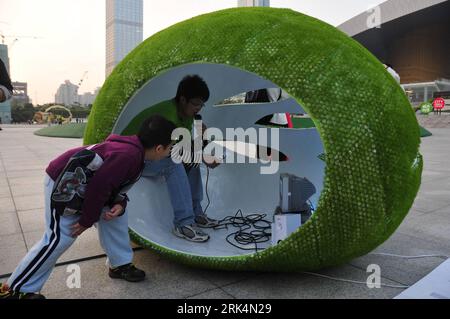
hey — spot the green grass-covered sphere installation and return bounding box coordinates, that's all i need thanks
[84,8,422,271]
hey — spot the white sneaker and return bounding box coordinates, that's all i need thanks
[194,214,219,228]
[172,224,210,242]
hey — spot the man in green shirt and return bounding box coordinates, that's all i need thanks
[143,75,220,242]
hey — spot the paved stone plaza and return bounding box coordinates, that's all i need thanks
[0,122,449,299]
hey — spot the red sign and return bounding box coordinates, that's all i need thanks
[433,98,446,110]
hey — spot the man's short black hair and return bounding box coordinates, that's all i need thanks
[175,75,210,103]
[138,115,177,149]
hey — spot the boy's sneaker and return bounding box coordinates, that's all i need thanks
[109,263,146,282]
[0,283,46,299]
[194,214,219,228]
[173,224,209,242]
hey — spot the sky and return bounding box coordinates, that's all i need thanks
[0,0,386,105]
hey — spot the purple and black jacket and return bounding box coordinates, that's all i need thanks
[45,134,145,228]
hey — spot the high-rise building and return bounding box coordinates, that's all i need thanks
[339,0,450,105]
[12,82,30,105]
[106,0,143,77]
[55,80,79,106]
[0,44,10,74]
[238,0,270,7]
[0,43,12,124]
[79,92,95,107]
[79,87,101,107]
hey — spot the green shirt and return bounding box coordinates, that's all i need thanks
[148,99,193,131]
[122,98,193,135]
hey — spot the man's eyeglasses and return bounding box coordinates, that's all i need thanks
[189,100,205,109]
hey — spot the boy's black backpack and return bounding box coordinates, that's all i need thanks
[51,147,104,217]
[51,146,140,217]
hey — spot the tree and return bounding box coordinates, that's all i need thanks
[11,103,36,123]
[69,105,90,119]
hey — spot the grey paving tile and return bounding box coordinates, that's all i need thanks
[420,170,450,184]
[0,176,8,187]
[220,265,404,299]
[350,232,449,286]
[3,164,46,172]
[13,194,45,211]
[42,250,217,299]
[0,186,11,198]
[17,209,46,233]
[397,204,450,244]
[415,177,450,205]
[0,177,9,187]
[7,177,43,187]
[0,197,16,216]
[0,212,22,236]
[6,169,44,179]
[10,184,44,197]
[0,233,27,276]
[188,288,235,299]
[411,197,450,213]
[199,269,258,288]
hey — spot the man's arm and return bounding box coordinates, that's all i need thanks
[0,59,13,103]
[199,122,222,169]
[0,85,12,103]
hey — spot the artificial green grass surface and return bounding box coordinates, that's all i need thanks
[85,8,422,271]
[292,116,432,138]
[34,123,86,139]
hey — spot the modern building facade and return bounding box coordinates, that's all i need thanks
[55,80,79,106]
[0,43,12,124]
[79,87,101,107]
[238,0,270,7]
[0,44,10,75]
[338,0,450,105]
[106,0,143,77]
[79,92,95,107]
[403,79,450,105]
[54,83,100,107]
[12,81,30,105]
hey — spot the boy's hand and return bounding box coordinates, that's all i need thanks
[71,223,87,238]
[103,204,124,221]
[203,155,222,169]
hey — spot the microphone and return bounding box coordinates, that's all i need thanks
[193,114,226,162]
[193,114,208,149]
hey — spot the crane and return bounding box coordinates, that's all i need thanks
[0,32,42,83]
[72,71,89,106]
[77,71,88,87]
[0,32,43,45]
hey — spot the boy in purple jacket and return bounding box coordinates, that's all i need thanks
[0,115,176,299]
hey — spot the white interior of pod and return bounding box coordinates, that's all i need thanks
[112,63,325,257]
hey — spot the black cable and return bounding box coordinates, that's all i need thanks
[203,165,271,253]
[214,210,272,253]
[203,165,211,215]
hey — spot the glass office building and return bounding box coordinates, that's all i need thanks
[106,0,143,77]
